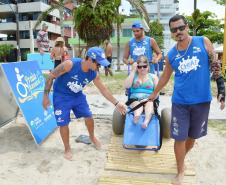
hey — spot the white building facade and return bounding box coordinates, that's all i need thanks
[0,0,72,61]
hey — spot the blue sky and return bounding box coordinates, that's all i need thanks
[121,0,224,19]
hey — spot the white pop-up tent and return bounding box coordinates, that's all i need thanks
[215,45,223,53]
[0,33,7,38]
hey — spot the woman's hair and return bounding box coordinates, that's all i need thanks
[136,55,149,72]
[137,55,148,64]
[55,41,64,47]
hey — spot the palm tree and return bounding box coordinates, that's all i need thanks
[76,0,150,70]
[194,0,197,11]
[74,0,116,47]
[127,0,150,25]
[33,0,69,36]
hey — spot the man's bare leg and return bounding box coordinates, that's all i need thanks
[185,138,195,154]
[84,117,101,149]
[108,68,113,76]
[59,125,72,160]
[172,138,195,185]
[105,68,108,76]
[172,140,186,185]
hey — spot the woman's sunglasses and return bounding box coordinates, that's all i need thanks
[170,25,186,33]
[137,65,148,69]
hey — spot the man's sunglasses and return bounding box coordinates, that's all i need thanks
[137,65,148,69]
[170,25,186,33]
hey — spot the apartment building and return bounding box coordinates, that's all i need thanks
[0,0,74,61]
[131,0,179,53]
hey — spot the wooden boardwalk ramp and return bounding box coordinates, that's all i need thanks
[98,135,197,185]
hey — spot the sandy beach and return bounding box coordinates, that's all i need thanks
[0,97,226,185]
[0,114,112,185]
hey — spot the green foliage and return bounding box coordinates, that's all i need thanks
[0,44,14,62]
[74,0,119,46]
[186,9,223,44]
[148,21,164,49]
[213,0,225,5]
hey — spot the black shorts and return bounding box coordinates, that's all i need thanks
[105,57,112,68]
[54,60,61,68]
[125,98,139,106]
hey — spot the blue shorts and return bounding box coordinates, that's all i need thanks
[53,93,92,126]
[171,102,210,141]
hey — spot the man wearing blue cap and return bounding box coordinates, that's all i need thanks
[123,21,162,74]
[42,47,126,160]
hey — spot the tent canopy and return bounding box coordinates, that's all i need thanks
[215,45,223,53]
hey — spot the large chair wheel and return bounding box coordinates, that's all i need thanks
[112,108,125,135]
[160,108,171,139]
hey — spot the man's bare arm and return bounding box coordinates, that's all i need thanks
[44,60,73,96]
[123,42,133,65]
[151,38,162,63]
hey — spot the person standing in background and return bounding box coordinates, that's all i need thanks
[51,37,65,68]
[36,23,49,54]
[123,21,162,74]
[103,40,113,76]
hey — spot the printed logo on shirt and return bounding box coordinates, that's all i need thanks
[178,56,201,73]
[193,46,201,53]
[71,75,78,80]
[133,46,146,56]
[83,78,89,85]
[67,81,83,93]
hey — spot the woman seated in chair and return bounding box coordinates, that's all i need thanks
[124,55,158,128]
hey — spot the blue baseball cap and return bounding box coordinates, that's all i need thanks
[132,21,144,29]
[86,47,110,67]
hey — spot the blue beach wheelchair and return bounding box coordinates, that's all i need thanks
[112,97,171,151]
[112,61,171,151]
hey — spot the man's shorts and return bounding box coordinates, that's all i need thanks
[53,93,92,126]
[105,57,112,68]
[171,102,210,141]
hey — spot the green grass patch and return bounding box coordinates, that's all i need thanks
[85,71,128,94]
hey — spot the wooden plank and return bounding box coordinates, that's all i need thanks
[98,175,196,185]
[105,136,195,176]
[98,135,197,185]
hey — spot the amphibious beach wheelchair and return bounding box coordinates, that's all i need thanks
[112,97,171,151]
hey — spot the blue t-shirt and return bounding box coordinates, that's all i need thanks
[129,36,154,73]
[53,58,97,97]
[167,36,212,104]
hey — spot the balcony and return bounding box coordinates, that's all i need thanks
[0,3,16,13]
[18,2,60,18]
[0,22,16,31]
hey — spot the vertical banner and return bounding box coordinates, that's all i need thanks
[1,61,57,144]
[27,53,54,70]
